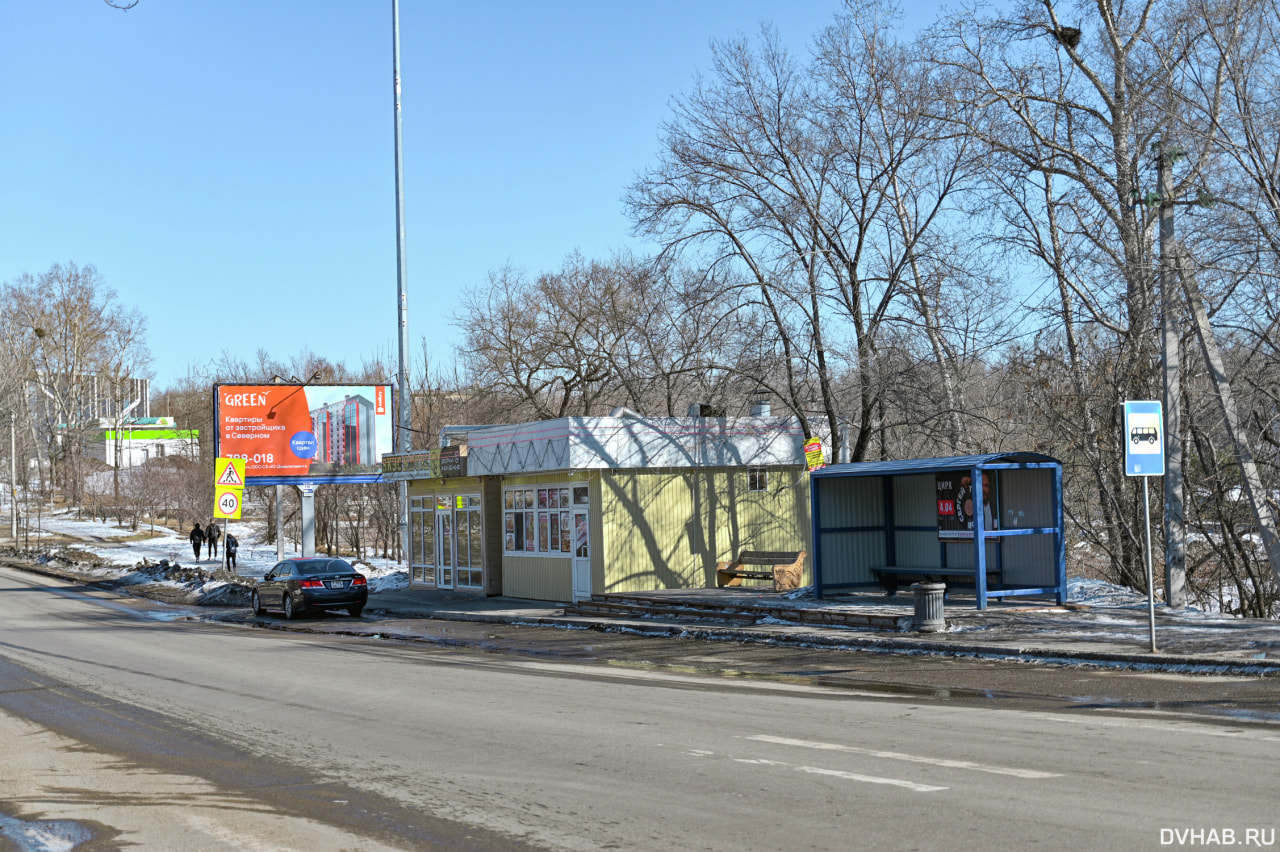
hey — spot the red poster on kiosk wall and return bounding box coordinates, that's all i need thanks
[215,383,394,484]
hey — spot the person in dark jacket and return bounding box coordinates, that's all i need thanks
[225,533,239,570]
[189,523,205,561]
[206,521,221,559]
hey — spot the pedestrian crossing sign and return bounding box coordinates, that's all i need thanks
[215,457,246,487]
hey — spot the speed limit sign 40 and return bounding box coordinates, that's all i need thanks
[215,486,243,519]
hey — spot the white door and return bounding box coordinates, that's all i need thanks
[571,508,591,602]
[436,510,454,589]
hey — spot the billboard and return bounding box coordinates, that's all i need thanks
[214,383,395,485]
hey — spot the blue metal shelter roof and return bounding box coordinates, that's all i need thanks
[810,452,1060,479]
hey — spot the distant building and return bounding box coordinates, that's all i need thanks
[311,395,376,467]
[90,417,200,467]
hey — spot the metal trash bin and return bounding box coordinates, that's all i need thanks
[911,582,946,633]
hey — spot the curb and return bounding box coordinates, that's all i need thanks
[363,606,1280,677]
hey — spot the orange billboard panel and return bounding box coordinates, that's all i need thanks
[214,383,394,484]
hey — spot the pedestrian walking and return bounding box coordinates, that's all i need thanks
[225,533,238,570]
[189,523,205,562]
[206,521,221,559]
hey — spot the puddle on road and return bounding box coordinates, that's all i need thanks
[1065,695,1280,724]
[0,812,93,852]
[603,658,988,701]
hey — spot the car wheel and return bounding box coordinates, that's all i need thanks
[251,591,264,616]
[347,605,364,618]
[283,594,298,620]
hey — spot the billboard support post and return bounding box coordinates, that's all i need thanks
[299,483,317,558]
[276,484,284,562]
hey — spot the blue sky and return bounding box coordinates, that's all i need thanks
[2,1,950,390]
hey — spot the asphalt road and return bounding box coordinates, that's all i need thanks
[1,565,1277,851]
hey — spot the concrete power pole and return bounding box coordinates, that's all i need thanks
[1156,143,1187,610]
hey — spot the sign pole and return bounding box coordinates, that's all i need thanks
[1142,477,1157,653]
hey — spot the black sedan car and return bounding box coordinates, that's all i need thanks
[252,557,368,619]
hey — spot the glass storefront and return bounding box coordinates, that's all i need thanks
[410,493,482,590]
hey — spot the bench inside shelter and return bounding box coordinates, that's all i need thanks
[869,566,1001,597]
[808,453,1066,610]
[715,550,806,592]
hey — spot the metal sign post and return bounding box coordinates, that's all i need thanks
[1123,400,1164,653]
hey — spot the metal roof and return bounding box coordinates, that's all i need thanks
[465,416,806,476]
[809,452,1060,479]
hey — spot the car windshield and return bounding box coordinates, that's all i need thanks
[296,559,353,576]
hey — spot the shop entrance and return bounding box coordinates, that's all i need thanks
[572,507,591,601]
[411,494,484,591]
[435,508,454,588]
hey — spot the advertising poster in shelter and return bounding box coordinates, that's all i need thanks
[936,471,1000,540]
[214,383,394,484]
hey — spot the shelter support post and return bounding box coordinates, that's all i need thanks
[973,466,988,610]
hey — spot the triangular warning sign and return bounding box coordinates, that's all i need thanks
[217,461,243,486]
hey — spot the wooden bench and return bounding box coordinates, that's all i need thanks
[715,550,806,592]
[870,566,999,597]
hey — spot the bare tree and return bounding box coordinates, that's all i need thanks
[924,0,1222,589]
[629,2,997,460]
[1,263,152,512]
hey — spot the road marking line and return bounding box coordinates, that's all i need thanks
[731,758,948,792]
[745,734,1061,779]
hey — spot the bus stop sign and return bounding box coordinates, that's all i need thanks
[1123,400,1164,477]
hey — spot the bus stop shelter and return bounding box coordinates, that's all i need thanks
[809,453,1065,609]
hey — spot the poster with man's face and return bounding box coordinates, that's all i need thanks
[937,472,1000,540]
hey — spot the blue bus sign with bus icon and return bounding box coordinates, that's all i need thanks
[1123,400,1164,476]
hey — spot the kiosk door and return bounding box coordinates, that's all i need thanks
[435,509,454,589]
[571,508,591,602]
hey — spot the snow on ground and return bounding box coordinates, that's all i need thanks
[7,509,410,595]
[0,508,1244,614]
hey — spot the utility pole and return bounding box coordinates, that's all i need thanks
[1156,142,1187,610]
[392,0,413,567]
[9,414,16,541]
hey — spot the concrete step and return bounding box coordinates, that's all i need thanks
[566,593,910,631]
[563,599,759,623]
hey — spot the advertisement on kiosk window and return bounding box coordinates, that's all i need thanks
[214,383,395,485]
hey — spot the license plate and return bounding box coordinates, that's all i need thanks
[326,580,348,589]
